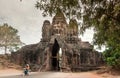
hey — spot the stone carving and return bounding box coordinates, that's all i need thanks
[11,11,103,72]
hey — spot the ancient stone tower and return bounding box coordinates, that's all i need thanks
[11,12,103,72]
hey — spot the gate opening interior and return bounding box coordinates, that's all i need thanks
[51,39,62,71]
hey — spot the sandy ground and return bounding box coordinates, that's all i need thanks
[97,72,120,78]
[0,69,23,77]
[92,70,120,78]
[0,69,120,78]
[0,71,103,78]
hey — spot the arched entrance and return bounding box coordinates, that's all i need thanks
[51,39,61,71]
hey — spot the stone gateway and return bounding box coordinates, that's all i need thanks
[11,12,103,72]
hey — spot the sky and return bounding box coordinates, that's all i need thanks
[0,0,103,53]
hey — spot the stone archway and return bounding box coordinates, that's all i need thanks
[51,39,60,71]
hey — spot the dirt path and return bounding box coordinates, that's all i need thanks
[0,70,102,78]
[0,69,119,78]
[0,69,22,77]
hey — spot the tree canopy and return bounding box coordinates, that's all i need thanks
[0,23,23,54]
[36,0,81,19]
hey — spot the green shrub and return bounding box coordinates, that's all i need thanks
[103,47,120,69]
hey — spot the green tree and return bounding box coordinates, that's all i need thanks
[0,23,23,54]
[80,0,120,47]
[36,0,120,69]
[80,0,120,69]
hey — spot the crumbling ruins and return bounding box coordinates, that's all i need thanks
[11,11,103,72]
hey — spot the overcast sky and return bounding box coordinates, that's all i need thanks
[0,0,52,44]
[0,0,100,53]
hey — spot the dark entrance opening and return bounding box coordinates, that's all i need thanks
[51,39,60,71]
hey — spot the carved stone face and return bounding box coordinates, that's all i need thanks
[52,23,66,36]
[42,20,51,38]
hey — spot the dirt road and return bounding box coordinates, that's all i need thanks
[0,72,103,78]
